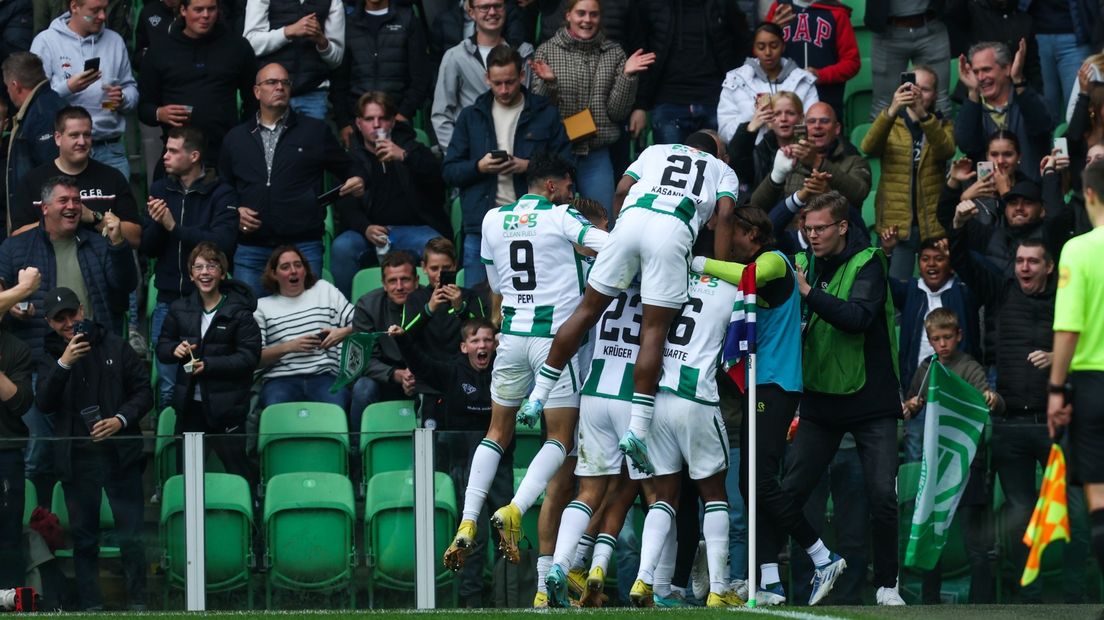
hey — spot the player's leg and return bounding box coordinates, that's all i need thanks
[631,472,680,607]
[521,286,614,425]
[619,302,681,474]
[533,456,575,606]
[546,474,610,607]
[695,470,742,606]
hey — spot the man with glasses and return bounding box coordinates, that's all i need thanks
[142,126,239,405]
[787,190,906,606]
[218,62,365,298]
[243,0,344,120]
[431,0,533,152]
[749,102,870,214]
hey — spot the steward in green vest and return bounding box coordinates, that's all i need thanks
[786,191,905,601]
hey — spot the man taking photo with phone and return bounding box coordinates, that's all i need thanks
[35,286,152,611]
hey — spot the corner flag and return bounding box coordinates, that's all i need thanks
[722,263,756,393]
[1020,444,1070,586]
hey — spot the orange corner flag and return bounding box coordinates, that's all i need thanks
[1020,444,1071,586]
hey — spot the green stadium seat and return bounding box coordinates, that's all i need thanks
[160,473,254,605]
[257,402,349,490]
[155,406,178,494]
[1055,122,1068,138]
[264,472,357,607]
[844,57,873,130]
[352,267,383,303]
[359,400,417,495]
[862,158,880,226]
[23,480,36,525]
[841,0,865,27]
[450,196,463,251]
[415,127,431,148]
[363,470,458,605]
[514,419,542,469]
[850,122,873,154]
[321,268,335,285]
[456,269,466,287]
[51,482,120,559]
[854,27,872,60]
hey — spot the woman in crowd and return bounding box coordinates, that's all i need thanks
[157,242,261,487]
[717,22,818,146]
[1067,63,1104,188]
[730,91,806,196]
[529,0,655,218]
[254,245,355,409]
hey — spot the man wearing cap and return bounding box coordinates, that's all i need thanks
[938,167,1073,279]
[35,286,151,611]
[0,174,135,487]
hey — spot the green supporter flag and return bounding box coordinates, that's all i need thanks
[330,332,384,394]
[904,359,990,570]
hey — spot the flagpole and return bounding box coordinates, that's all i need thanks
[747,350,757,607]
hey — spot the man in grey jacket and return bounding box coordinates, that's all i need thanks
[30,0,137,179]
[430,0,531,151]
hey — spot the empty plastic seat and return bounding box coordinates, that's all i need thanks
[364,470,457,604]
[844,57,873,130]
[155,406,178,493]
[258,402,349,490]
[160,473,254,602]
[264,472,356,607]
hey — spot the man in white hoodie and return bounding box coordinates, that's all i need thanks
[30,0,137,180]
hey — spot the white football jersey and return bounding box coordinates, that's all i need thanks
[657,272,739,405]
[581,285,643,401]
[481,194,607,337]
[622,143,740,238]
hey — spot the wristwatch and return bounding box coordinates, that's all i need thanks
[1047,381,1072,396]
[92,210,104,224]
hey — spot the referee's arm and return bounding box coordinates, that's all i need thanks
[1047,330,1079,439]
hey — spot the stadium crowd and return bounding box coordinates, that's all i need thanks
[0,0,1103,611]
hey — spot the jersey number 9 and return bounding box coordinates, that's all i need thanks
[509,240,537,291]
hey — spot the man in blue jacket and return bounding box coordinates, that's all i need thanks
[442,45,571,288]
[218,62,365,298]
[142,126,239,405]
[2,51,64,236]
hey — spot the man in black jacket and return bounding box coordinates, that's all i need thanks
[137,0,257,169]
[0,269,38,591]
[331,0,432,148]
[789,191,904,605]
[948,224,1085,601]
[156,242,261,490]
[332,91,447,298]
[626,0,749,146]
[219,62,365,299]
[142,126,239,405]
[36,287,152,611]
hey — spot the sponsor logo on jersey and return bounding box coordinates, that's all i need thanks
[503,213,538,230]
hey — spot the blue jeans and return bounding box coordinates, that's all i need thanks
[22,372,53,479]
[724,446,749,581]
[233,241,323,300]
[888,224,921,282]
[92,139,130,181]
[1036,33,1092,119]
[649,104,718,146]
[461,234,486,288]
[331,225,442,299]
[260,373,349,411]
[574,147,615,221]
[290,89,329,120]
[150,301,175,408]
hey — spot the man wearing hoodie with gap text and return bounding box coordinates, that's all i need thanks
[31,0,138,179]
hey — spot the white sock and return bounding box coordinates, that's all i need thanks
[636,501,675,585]
[461,439,503,522]
[512,440,567,513]
[703,501,730,595]
[536,555,553,594]
[530,364,562,403]
[572,534,596,571]
[761,563,780,586]
[590,533,616,574]
[552,501,593,571]
[653,534,677,596]
[628,393,655,440]
[806,539,831,568]
[671,584,686,598]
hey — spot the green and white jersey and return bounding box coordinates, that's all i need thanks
[622,143,739,238]
[658,272,739,405]
[481,194,607,337]
[581,285,643,401]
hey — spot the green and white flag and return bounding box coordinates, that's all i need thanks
[330,332,383,393]
[904,359,989,570]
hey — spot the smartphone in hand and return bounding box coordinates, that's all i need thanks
[976,161,994,181]
[84,57,100,72]
[490,149,509,161]
[439,270,457,287]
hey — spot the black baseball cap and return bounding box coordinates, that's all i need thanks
[43,287,80,320]
[1002,179,1042,203]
